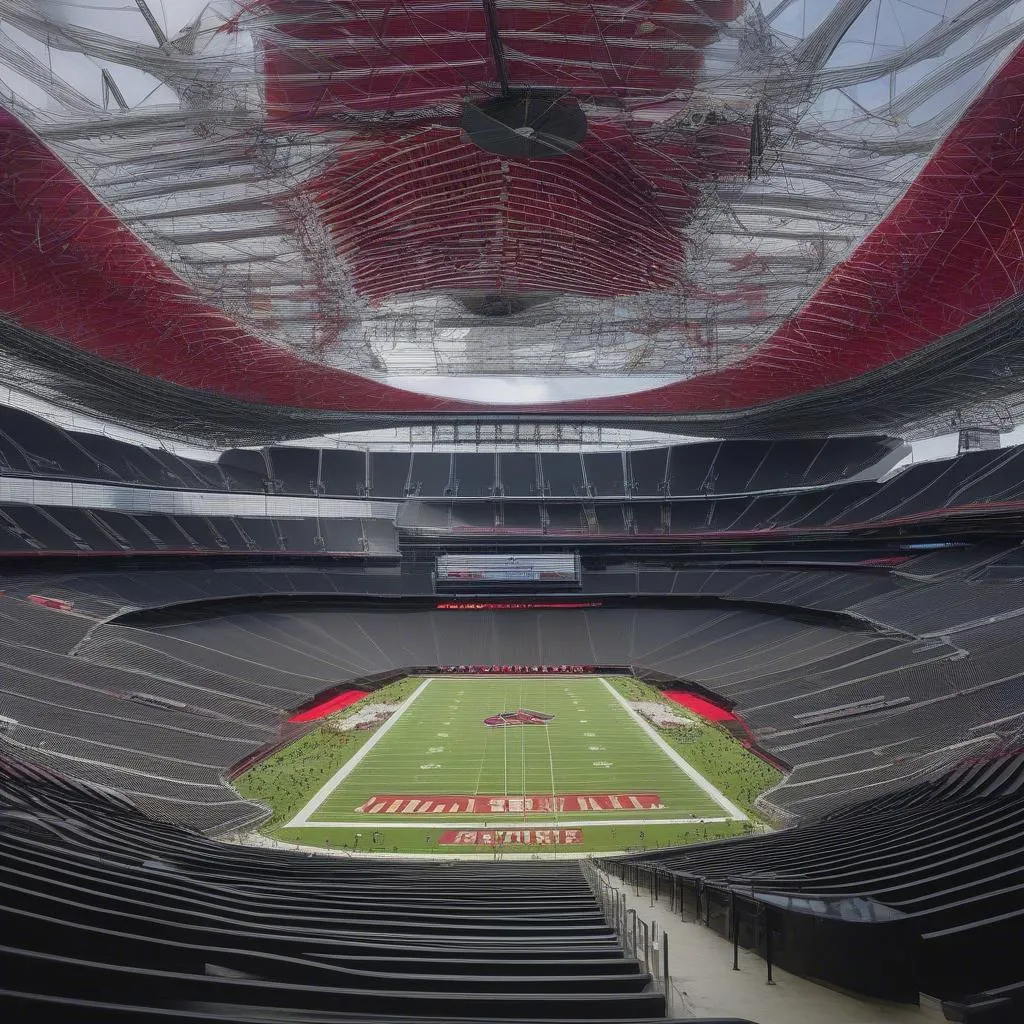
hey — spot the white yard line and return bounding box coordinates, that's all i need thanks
[599,677,748,821]
[519,680,527,822]
[542,680,560,831]
[288,816,733,828]
[286,673,746,828]
[286,677,434,826]
[235,833,622,860]
[503,685,510,800]
[471,714,492,796]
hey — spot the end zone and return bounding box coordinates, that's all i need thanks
[286,677,434,826]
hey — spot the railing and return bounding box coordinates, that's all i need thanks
[581,860,672,1012]
[597,858,780,987]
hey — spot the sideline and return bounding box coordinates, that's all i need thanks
[282,816,733,828]
[600,677,747,820]
[232,831,620,860]
[286,677,434,825]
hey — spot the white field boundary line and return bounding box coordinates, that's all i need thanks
[281,816,733,829]
[599,677,747,821]
[286,677,434,826]
[236,833,629,860]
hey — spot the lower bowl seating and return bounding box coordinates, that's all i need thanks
[0,756,754,1023]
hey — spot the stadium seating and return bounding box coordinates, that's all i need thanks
[7,428,1024,553]
[602,752,1024,1021]
[0,407,907,497]
[0,754,749,1023]
[1,554,1022,831]
[5,408,1024,550]
[0,505,400,557]
[3,419,1024,830]
[3,434,1024,1018]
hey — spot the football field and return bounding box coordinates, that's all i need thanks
[282,676,744,850]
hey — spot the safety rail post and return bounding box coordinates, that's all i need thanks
[582,861,604,926]
[585,862,622,938]
[637,918,650,973]
[624,907,637,959]
[662,931,671,1015]
[731,891,740,971]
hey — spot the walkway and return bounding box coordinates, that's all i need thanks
[593,863,937,1023]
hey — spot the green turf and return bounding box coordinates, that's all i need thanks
[235,674,776,854]
[270,820,753,855]
[308,676,728,823]
[233,676,425,829]
[604,676,782,813]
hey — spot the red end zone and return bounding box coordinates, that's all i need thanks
[288,689,367,723]
[662,690,737,723]
[357,793,662,814]
[439,829,583,846]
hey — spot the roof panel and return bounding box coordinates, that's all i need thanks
[0,0,1021,436]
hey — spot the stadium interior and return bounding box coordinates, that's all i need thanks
[3,1,1024,1023]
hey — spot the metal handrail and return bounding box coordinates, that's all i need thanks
[586,862,672,1013]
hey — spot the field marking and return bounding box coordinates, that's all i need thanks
[518,679,527,814]
[542,682,560,830]
[599,678,747,821]
[502,688,509,798]
[286,816,734,828]
[286,677,434,826]
[286,674,745,829]
[471,710,492,796]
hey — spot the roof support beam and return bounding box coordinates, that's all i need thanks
[481,0,510,95]
[133,0,168,48]
[100,69,129,112]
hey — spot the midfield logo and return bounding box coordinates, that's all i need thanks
[483,708,555,727]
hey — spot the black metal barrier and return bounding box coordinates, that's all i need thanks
[598,859,921,1003]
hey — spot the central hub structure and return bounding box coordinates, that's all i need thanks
[461,92,588,159]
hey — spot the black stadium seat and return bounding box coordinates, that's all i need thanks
[0,756,701,1023]
[409,452,452,496]
[369,453,412,497]
[319,450,367,496]
[266,446,321,496]
[499,453,540,497]
[584,452,626,496]
[627,449,667,496]
[451,452,496,497]
[606,752,1024,1017]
